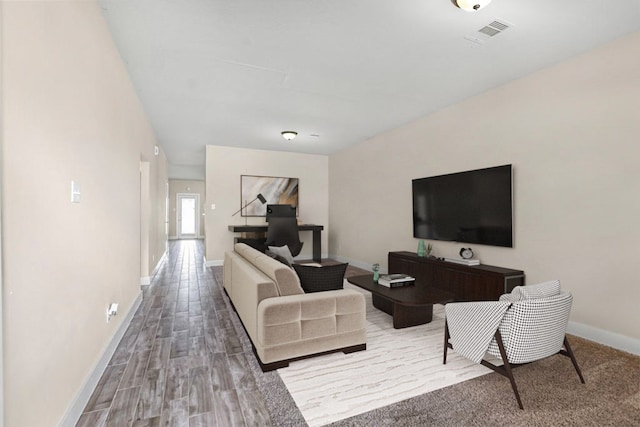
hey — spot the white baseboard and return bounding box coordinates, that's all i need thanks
[170,236,204,241]
[141,249,167,286]
[568,321,640,356]
[204,257,223,267]
[59,292,143,427]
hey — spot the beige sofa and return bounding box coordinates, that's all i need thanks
[223,243,367,371]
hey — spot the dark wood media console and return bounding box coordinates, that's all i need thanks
[388,251,525,302]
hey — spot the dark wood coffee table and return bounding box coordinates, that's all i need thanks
[347,274,454,329]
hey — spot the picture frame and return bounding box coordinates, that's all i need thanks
[240,175,299,216]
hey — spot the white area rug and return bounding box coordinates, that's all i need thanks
[277,282,494,427]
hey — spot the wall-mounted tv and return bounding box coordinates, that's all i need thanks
[412,165,513,248]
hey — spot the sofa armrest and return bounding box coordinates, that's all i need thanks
[257,289,366,347]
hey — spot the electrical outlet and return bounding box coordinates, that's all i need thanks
[106,303,119,323]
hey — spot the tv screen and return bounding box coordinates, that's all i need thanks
[412,165,513,248]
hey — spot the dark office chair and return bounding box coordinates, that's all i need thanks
[265,217,303,257]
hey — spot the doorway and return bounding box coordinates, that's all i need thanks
[177,193,200,239]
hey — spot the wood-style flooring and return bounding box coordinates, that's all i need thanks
[77,240,271,427]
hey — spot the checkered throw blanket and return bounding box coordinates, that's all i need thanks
[445,301,511,363]
[446,285,573,365]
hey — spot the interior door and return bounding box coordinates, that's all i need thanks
[177,193,199,239]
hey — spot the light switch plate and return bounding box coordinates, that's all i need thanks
[71,181,81,203]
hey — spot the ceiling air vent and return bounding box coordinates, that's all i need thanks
[478,19,511,37]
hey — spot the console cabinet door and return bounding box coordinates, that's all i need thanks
[388,253,434,288]
[388,255,419,277]
[444,268,486,302]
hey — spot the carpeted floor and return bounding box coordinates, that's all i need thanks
[211,265,640,426]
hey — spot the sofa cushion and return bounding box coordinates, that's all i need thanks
[293,263,348,293]
[258,290,366,347]
[265,249,292,268]
[268,245,294,265]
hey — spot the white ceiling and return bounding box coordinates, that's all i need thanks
[98,0,640,178]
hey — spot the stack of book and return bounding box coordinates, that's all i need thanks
[377,274,415,288]
[444,257,481,266]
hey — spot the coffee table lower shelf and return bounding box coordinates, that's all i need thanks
[371,294,434,328]
[347,274,454,329]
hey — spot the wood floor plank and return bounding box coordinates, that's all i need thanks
[228,354,271,425]
[168,398,189,427]
[188,366,215,416]
[76,409,109,427]
[203,328,225,354]
[215,311,234,331]
[176,296,189,313]
[132,416,160,427]
[110,317,145,366]
[105,386,141,427]
[188,301,202,317]
[188,336,209,363]
[188,288,200,302]
[150,295,164,309]
[226,353,271,424]
[135,324,159,352]
[170,330,189,359]
[212,390,247,426]
[173,312,189,332]
[164,357,190,403]
[222,331,243,355]
[120,350,152,389]
[187,411,216,427]
[210,353,235,392]
[188,316,204,338]
[84,363,127,412]
[148,337,172,370]
[156,317,174,339]
[145,307,163,328]
[236,388,271,426]
[135,368,167,421]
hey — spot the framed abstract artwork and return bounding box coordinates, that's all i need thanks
[240,175,299,216]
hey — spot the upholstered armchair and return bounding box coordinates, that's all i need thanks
[443,280,585,409]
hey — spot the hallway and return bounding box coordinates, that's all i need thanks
[77,240,271,426]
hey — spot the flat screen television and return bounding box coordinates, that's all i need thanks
[412,165,513,248]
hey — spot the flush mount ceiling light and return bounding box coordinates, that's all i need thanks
[281,131,298,141]
[452,0,492,11]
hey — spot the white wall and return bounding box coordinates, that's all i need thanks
[329,32,640,352]
[205,145,329,264]
[2,1,167,425]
